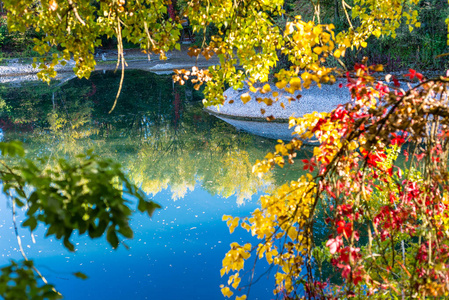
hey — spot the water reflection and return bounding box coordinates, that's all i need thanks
[0,70,277,204]
[0,71,312,299]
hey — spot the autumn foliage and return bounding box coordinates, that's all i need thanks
[220,65,449,298]
[2,0,449,299]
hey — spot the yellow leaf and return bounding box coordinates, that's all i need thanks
[272,91,279,97]
[229,217,240,233]
[285,22,295,35]
[287,227,298,240]
[263,84,271,92]
[361,41,367,48]
[222,215,232,221]
[313,47,323,55]
[373,29,381,38]
[373,65,384,72]
[232,275,241,289]
[289,77,301,90]
[241,93,251,104]
[321,32,330,43]
[263,98,273,106]
[236,295,247,300]
[333,49,341,58]
[221,286,233,298]
[241,222,250,231]
[275,80,287,89]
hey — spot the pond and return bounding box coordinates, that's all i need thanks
[0,70,314,299]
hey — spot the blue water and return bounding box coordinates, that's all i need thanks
[0,71,285,299]
[0,182,275,300]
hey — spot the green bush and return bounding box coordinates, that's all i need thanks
[0,16,43,58]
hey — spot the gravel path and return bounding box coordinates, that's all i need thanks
[0,46,220,83]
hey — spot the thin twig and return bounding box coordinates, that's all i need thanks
[10,193,60,296]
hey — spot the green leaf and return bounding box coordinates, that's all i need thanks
[14,198,25,208]
[73,272,88,280]
[0,141,25,157]
[63,237,75,252]
[107,227,119,248]
[146,201,162,217]
[22,217,38,231]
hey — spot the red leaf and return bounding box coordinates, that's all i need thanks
[404,69,423,81]
[326,237,343,254]
[416,153,425,161]
[392,76,400,87]
[404,150,409,162]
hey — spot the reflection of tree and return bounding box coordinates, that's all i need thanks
[204,150,269,205]
[0,71,277,203]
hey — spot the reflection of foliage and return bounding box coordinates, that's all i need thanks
[204,150,269,205]
[0,82,54,126]
[0,71,276,204]
[0,142,160,250]
[0,140,159,299]
[0,260,61,300]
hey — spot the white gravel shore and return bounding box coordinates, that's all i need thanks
[205,81,352,141]
[205,81,351,120]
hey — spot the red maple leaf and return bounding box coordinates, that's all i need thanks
[302,158,317,172]
[404,69,423,81]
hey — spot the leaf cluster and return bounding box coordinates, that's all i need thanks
[0,260,61,300]
[0,141,160,251]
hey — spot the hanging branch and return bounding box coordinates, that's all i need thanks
[342,0,353,28]
[67,0,86,26]
[109,17,126,114]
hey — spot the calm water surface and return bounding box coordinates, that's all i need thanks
[0,71,310,299]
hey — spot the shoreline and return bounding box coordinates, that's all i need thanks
[0,47,220,83]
